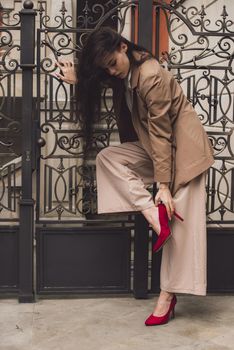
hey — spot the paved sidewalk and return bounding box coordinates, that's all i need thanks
[1,295,234,350]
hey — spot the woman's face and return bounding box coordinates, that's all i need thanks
[100,42,130,79]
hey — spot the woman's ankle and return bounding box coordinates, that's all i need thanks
[159,290,174,301]
[141,206,160,234]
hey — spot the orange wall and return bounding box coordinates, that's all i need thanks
[152,0,170,60]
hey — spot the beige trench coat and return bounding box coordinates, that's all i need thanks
[112,58,214,195]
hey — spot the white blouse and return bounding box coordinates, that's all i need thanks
[124,69,133,112]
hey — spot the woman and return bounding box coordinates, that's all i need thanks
[55,27,214,326]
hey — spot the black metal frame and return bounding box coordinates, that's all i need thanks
[0,0,234,301]
[34,0,150,299]
[18,0,36,303]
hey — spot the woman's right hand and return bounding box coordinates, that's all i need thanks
[55,60,78,84]
[155,184,175,220]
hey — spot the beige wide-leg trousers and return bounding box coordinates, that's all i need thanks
[96,141,207,295]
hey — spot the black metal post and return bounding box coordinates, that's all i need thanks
[138,0,153,52]
[133,214,149,298]
[155,3,160,60]
[18,0,36,303]
[133,0,153,299]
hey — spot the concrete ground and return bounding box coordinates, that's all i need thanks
[1,295,234,350]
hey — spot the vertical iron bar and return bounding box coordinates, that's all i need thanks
[155,4,160,60]
[231,168,234,212]
[19,0,36,303]
[211,167,216,212]
[138,0,153,52]
[49,75,53,121]
[48,166,52,211]
[206,167,210,214]
[36,28,41,222]
[133,0,153,299]
[187,77,191,102]
[69,167,72,211]
[44,165,47,214]
[7,165,11,210]
[213,77,218,123]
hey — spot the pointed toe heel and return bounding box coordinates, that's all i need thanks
[145,295,177,326]
[153,203,184,253]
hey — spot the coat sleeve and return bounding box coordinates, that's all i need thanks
[139,65,173,183]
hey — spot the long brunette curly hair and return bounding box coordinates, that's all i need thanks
[77,27,152,152]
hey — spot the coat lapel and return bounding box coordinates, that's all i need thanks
[130,64,141,130]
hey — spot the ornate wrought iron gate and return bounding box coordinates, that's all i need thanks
[151,0,234,293]
[0,0,234,302]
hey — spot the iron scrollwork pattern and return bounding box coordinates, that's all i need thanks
[37,0,138,221]
[0,1,22,221]
[153,1,234,223]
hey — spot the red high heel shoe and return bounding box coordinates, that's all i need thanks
[153,203,184,253]
[145,294,177,326]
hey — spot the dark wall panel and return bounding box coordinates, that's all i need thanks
[0,227,18,292]
[207,228,234,292]
[36,227,131,294]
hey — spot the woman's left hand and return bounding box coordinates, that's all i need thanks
[155,184,175,220]
[55,60,78,84]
